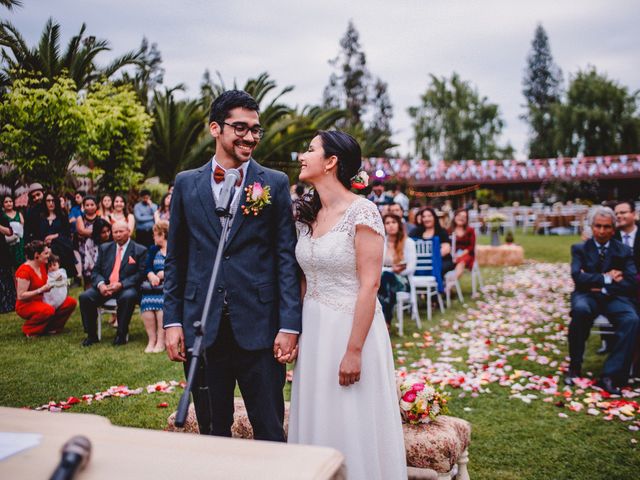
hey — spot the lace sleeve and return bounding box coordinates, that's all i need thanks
[350,199,385,237]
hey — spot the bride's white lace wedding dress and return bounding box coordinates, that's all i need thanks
[288,198,407,480]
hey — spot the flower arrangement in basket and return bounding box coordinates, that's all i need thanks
[486,212,506,232]
[399,377,449,425]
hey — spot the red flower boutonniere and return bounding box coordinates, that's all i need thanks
[241,182,271,216]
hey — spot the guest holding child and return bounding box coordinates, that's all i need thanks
[15,240,77,336]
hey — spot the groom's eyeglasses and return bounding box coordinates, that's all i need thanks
[223,122,265,139]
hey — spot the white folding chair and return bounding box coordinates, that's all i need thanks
[471,260,484,297]
[405,241,444,331]
[395,285,418,337]
[446,234,464,307]
[592,314,614,352]
[445,271,464,307]
[97,298,118,341]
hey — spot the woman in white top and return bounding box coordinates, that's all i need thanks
[379,213,416,326]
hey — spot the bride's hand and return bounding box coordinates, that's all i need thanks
[339,350,361,386]
[287,345,299,363]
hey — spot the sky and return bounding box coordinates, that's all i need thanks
[5,0,640,159]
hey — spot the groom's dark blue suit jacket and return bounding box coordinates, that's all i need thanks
[163,159,302,350]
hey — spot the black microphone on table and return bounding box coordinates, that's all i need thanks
[49,435,91,480]
[215,168,242,217]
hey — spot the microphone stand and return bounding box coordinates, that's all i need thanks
[175,195,235,429]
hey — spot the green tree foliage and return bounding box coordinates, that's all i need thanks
[0,76,86,189]
[554,68,640,156]
[522,24,562,158]
[409,73,513,161]
[81,82,153,192]
[0,17,141,91]
[145,86,209,182]
[323,20,370,128]
[0,75,152,191]
[323,21,395,156]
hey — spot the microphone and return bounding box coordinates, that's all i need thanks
[49,436,91,480]
[215,168,241,217]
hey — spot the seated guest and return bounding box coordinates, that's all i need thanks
[449,208,476,284]
[153,192,171,224]
[387,203,407,232]
[410,207,454,287]
[407,208,423,238]
[15,240,77,336]
[76,195,100,290]
[613,200,640,376]
[79,220,147,346]
[614,200,639,274]
[378,214,416,326]
[367,180,393,210]
[566,207,639,394]
[140,221,168,353]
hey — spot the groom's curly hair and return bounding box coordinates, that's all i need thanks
[209,90,260,126]
[295,130,361,235]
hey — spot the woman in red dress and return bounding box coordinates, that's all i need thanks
[15,240,77,336]
[450,208,476,281]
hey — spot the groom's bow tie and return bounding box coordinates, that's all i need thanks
[213,165,243,186]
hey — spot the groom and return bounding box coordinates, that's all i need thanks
[163,90,302,441]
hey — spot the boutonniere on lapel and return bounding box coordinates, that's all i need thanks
[241,182,271,216]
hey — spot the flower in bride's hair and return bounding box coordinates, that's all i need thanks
[351,170,369,190]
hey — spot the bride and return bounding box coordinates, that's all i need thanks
[287,130,407,479]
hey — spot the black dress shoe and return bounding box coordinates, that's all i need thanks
[563,368,581,386]
[112,334,129,346]
[82,337,99,347]
[596,377,621,396]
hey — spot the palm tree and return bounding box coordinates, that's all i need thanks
[200,71,346,176]
[0,0,22,10]
[145,86,212,183]
[0,17,142,91]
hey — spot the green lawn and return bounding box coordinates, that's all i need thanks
[1,232,638,479]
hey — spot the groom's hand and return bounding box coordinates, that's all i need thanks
[273,332,298,364]
[166,326,186,362]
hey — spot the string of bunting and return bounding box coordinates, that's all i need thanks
[408,184,480,198]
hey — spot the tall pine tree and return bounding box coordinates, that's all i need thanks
[323,21,395,156]
[323,20,370,129]
[522,24,562,158]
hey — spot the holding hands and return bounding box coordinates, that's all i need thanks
[273,332,298,364]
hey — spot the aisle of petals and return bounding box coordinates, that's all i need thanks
[33,381,185,412]
[396,263,640,437]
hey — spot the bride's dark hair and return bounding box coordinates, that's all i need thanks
[295,130,362,234]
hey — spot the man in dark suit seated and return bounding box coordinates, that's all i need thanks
[566,206,639,394]
[79,220,147,346]
[614,200,640,376]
